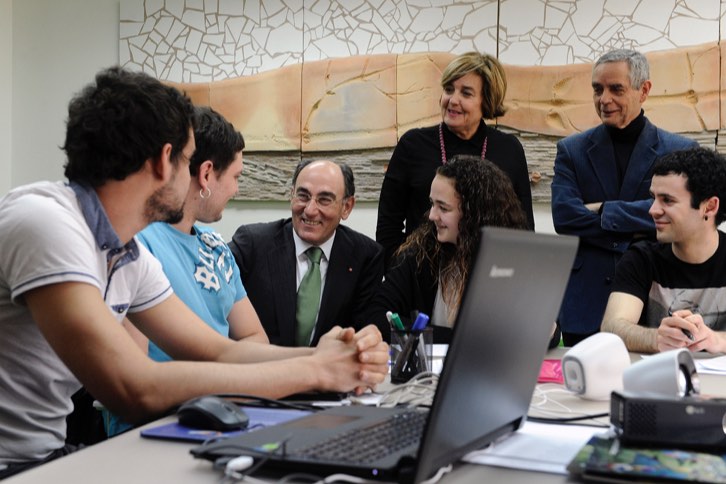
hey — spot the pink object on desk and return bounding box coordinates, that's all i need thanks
[538,359,563,384]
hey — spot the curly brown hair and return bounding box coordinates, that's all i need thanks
[396,154,528,308]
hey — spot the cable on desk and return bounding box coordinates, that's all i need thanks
[276,467,451,484]
[279,472,373,483]
[222,465,379,483]
[419,464,452,484]
[528,384,610,426]
[208,393,321,412]
[527,414,609,425]
[377,372,438,408]
[217,436,293,483]
[531,384,576,407]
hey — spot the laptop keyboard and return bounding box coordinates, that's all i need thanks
[295,410,427,464]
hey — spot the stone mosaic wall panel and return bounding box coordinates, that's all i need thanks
[209,64,302,151]
[301,54,398,151]
[121,0,726,202]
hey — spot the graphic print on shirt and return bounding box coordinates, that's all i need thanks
[194,231,234,292]
[647,285,726,330]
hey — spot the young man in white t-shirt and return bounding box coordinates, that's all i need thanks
[0,67,388,478]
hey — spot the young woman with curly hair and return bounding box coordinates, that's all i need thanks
[368,154,531,344]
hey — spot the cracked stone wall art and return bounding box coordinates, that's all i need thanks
[120,0,726,202]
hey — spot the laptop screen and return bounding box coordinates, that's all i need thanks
[413,227,577,482]
[188,227,577,483]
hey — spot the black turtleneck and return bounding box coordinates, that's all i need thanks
[606,109,646,186]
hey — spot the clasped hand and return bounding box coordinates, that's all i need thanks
[315,325,389,395]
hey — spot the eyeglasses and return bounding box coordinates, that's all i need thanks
[292,191,341,208]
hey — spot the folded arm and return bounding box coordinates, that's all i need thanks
[552,144,654,250]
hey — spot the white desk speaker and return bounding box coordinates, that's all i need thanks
[562,333,630,400]
[622,348,700,397]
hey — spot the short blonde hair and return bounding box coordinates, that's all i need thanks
[440,52,507,119]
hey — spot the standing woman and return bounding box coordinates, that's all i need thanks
[368,155,541,345]
[376,52,534,269]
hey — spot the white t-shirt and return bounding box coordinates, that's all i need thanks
[0,181,172,464]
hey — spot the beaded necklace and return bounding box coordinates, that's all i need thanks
[439,122,488,164]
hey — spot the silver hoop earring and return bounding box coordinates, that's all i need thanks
[200,187,212,199]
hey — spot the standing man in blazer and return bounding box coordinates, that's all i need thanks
[552,49,697,346]
[229,160,385,346]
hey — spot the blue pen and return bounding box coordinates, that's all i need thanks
[411,313,430,330]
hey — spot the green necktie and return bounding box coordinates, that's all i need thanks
[296,247,323,346]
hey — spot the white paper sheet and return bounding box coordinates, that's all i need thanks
[462,421,605,474]
[695,355,726,375]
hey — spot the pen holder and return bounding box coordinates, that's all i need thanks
[390,327,433,384]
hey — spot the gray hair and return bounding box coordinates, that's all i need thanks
[292,159,355,198]
[594,49,650,89]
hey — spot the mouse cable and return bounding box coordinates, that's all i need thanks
[210,393,320,412]
[167,394,315,419]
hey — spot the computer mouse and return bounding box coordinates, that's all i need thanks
[176,395,249,431]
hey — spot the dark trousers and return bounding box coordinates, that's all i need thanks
[66,388,106,446]
[0,444,81,480]
[561,330,598,347]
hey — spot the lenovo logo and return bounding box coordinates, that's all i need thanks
[489,265,514,278]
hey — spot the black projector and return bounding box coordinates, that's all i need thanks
[610,390,726,450]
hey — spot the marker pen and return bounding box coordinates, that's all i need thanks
[390,312,405,331]
[412,313,430,331]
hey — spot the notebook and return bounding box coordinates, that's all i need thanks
[190,227,578,483]
[568,434,726,483]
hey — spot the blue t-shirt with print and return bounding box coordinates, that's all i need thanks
[137,222,247,362]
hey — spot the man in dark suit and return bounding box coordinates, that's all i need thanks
[552,49,697,346]
[229,160,385,346]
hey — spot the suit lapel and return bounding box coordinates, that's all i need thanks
[316,230,358,335]
[619,120,658,201]
[587,125,620,200]
[317,231,350,336]
[268,222,298,346]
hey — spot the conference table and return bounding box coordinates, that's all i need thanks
[6,348,726,484]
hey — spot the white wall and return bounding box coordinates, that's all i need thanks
[11,0,120,187]
[7,0,557,240]
[0,0,11,195]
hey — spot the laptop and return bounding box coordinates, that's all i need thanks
[191,227,578,483]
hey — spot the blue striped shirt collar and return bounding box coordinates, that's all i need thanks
[69,181,140,261]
